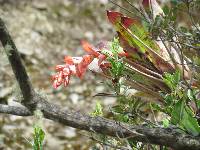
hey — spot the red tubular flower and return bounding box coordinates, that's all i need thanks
[52,55,94,88]
[52,64,73,88]
[52,40,127,88]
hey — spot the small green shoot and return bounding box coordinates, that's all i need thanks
[162,118,169,128]
[90,101,103,117]
[31,110,45,150]
[102,37,125,94]
[163,70,180,91]
[32,125,45,150]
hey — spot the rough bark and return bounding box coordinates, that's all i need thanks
[0,102,200,150]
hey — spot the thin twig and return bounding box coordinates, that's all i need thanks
[124,0,150,23]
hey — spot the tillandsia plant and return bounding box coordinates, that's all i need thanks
[52,0,200,145]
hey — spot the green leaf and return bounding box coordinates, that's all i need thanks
[171,99,184,125]
[90,101,103,117]
[187,89,195,101]
[171,100,200,136]
[163,5,170,15]
[115,113,129,123]
[151,103,163,112]
[162,118,170,128]
[163,70,180,90]
[182,107,200,136]
[103,38,124,80]
[112,105,124,114]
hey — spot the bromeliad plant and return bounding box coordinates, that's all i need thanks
[52,0,200,139]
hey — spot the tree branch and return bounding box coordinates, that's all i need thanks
[0,17,200,150]
[1,101,200,150]
[0,104,31,116]
[0,18,35,108]
[38,99,200,150]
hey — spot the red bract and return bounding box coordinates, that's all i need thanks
[81,40,108,66]
[107,10,122,24]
